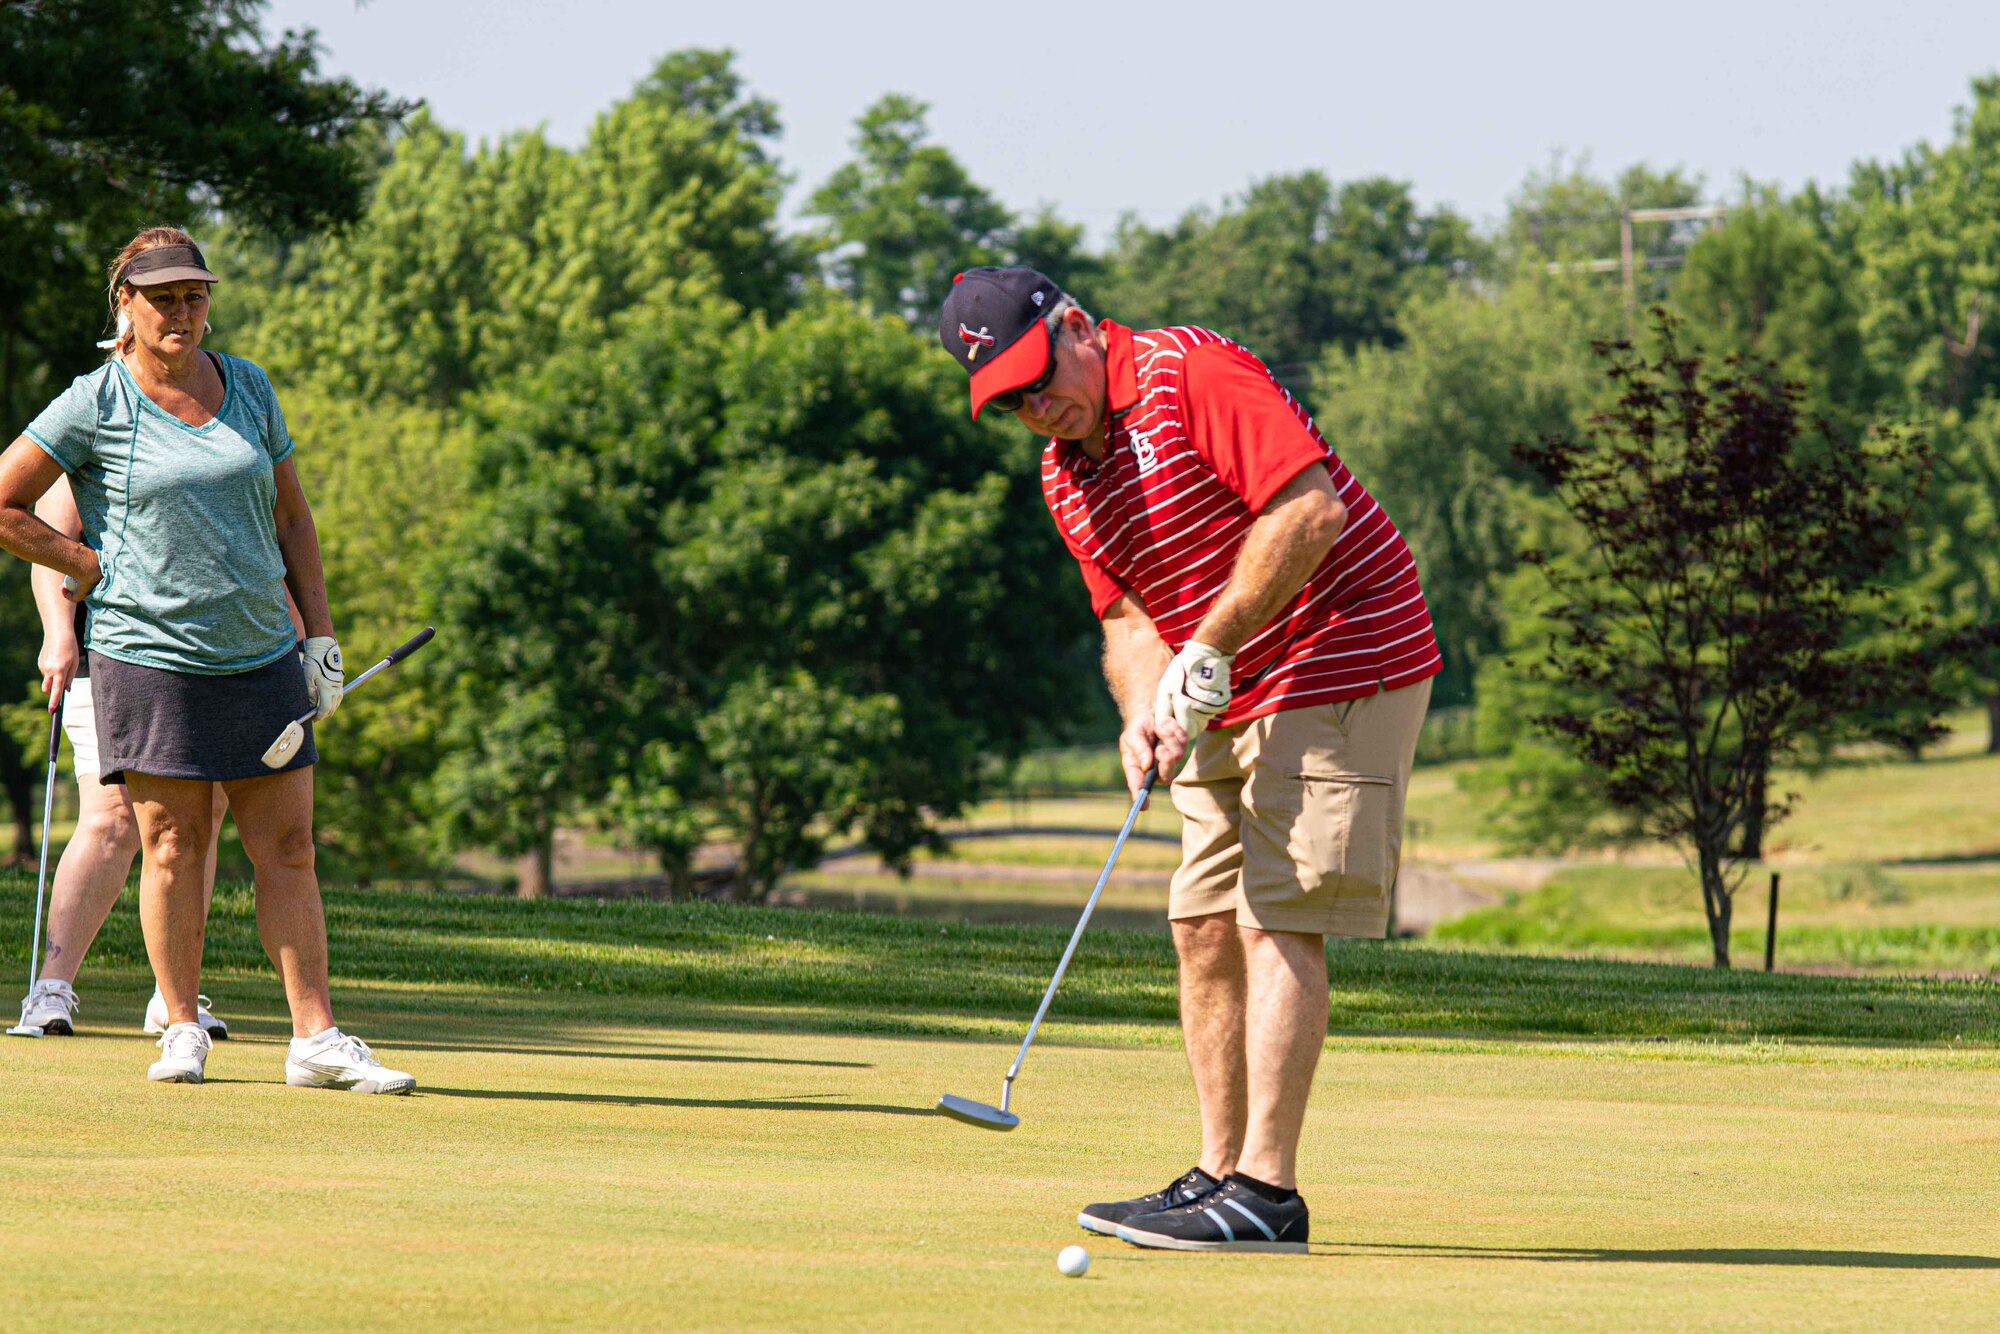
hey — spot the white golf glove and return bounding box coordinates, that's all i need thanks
[1154,641,1234,742]
[302,636,345,722]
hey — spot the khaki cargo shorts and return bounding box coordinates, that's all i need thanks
[1167,679,1431,937]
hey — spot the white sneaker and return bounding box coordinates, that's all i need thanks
[144,988,229,1040]
[18,979,79,1035]
[285,1028,415,1095]
[147,1022,212,1083]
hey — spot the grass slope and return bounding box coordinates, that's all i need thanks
[4,873,1998,1044]
[4,880,2000,1330]
[1438,863,2000,972]
[1403,710,2000,863]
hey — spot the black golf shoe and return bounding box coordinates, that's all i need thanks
[1115,1175,1310,1253]
[1077,1166,1220,1236]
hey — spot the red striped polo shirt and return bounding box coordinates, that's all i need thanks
[1041,321,1442,727]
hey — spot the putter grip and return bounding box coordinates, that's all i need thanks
[1140,764,1158,792]
[45,705,62,764]
[383,626,435,665]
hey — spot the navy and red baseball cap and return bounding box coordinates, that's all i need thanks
[938,266,1062,418]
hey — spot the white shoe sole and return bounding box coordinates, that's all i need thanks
[1113,1225,1306,1253]
[286,1066,416,1095]
[148,1064,205,1084]
[144,1018,229,1040]
[1077,1213,1123,1237]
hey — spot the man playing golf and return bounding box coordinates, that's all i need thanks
[938,268,1439,1252]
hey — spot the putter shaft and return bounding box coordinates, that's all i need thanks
[997,765,1158,1113]
[22,706,61,1001]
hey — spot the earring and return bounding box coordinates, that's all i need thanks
[204,321,213,335]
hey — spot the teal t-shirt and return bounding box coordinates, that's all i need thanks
[25,353,298,675]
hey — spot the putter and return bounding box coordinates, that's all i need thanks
[260,626,436,769]
[8,704,64,1038]
[937,764,1158,1131]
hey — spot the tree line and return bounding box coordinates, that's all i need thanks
[4,1,1997,902]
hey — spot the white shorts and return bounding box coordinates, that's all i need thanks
[62,677,101,780]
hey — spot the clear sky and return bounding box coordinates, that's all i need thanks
[266,0,2000,238]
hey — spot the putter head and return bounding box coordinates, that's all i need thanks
[6,1024,45,1038]
[936,1093,1019,1131]
[261,721,305,769]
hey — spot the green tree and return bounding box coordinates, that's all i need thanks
[1311,273,1615,705]
[0,0,408,427]
[278,386,469,881]
[434,291,1085,897]
[1673,188,1877,428]
[1846,77,2000,413]
[0,0,406,854]
[1461,557,1645,855]
[0,561,41,863]
[562,49,799,321]
[1904,402,2000,750]
[231,112,495,406]
[606,742,707,900]
[807,95,1014,322]
[237,49,796,410]
[700,671,901,901]
[1502,157,1706,265]
[1514,317,1988,967]
[1837,77,2000,740]
[1099,173,1482,378]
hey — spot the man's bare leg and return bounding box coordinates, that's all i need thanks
[1234,926,1329,1190]
[1173,911,1248,1178]
[35,773,141,985]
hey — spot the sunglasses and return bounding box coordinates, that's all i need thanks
[985,323,1059,413]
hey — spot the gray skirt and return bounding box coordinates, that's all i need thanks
[90,649,317,785]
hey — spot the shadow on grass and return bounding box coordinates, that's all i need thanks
[382,1038,870,1069]
[420,1084,932,1116]
[1325,1240,2000,1269]
[1886,850,2000,868]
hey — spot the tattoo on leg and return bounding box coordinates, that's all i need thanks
[45,944,62,965]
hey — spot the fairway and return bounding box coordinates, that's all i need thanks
[6,884,2000,1330]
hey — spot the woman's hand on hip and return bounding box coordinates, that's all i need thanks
[61,549,101,603]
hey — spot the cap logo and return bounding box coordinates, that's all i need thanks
[1031,291,1045,306]
[959,323,996,362]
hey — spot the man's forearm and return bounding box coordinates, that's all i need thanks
[1192,475,1346,653]
[1102,604,1171,723]
[31,562,74,637]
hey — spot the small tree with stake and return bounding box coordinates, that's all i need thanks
[1513,312,1998,967]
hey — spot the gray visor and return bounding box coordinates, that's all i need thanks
[120,243,219,287]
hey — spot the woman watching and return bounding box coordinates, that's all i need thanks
[0,227,413,1093]
[14,476,315,1041]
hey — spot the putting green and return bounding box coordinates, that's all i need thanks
[5,969,1999,1331]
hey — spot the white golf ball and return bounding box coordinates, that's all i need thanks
[1057,1244,1090,1277]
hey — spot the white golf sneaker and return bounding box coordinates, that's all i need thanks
[144,989,229,1040]
[285,1028,415,1095]
[148,1022,212,1083]
[18,979,79,1035]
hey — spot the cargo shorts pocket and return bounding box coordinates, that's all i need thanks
[1288,771,1395,899]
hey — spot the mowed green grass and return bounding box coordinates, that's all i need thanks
[1398,711,2000,864]
[1438,862,2000,972]
[6,877,2000,1330]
